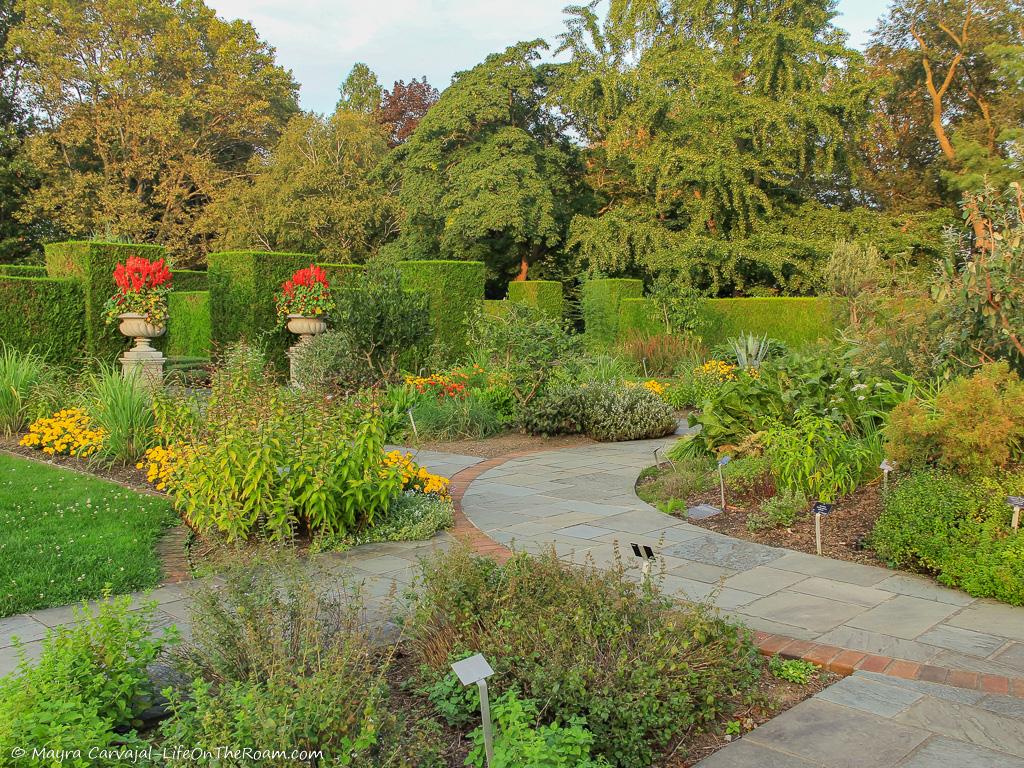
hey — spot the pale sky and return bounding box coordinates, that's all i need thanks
[208,0,892,116]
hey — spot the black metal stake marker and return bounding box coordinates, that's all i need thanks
[811,501,833,556]
[631,542,656,584]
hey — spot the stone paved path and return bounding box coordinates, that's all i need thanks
[456,439,1024,689]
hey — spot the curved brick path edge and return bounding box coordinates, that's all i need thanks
[446,446,1024,700]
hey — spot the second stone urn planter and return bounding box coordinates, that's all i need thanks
[117,312,166,387]
[285,314,327,386]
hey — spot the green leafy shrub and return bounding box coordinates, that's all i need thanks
[396,259,485,362]
[289,329,377,391]
[477,382,517,428]
[0,344,63,435]
[581,278,643,347]
[885,362,1024,476]
[331,264,433,383]
[635,456,715,506]
[407,546,761,768]
[871,471,1024,605]
[764,415,880,503]
[172,345,405,541]
[747,489,807,531]
[82,366,156,464]
[768,656,818,685]
[0,275,86,366]
[581,382,678,442]
[0,595,176,764]
[316,493,454,552]
[721,455,773,495]
[162,559,387,765]
[508,279,564,319]
[467,690,612,768]
[520,381,589,436]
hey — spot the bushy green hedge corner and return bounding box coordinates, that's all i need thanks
[582,278,643,346]
[618,298,664,339]
[0,276,85,365]
[44,241,167,362]
[163,291,211,358]
[507,280,563,319]
[208,250,363,367]
[396,260,485,361]
[699,297,846,349]
[0,264,47,278]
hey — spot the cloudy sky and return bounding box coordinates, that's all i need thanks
[208,0,892,116]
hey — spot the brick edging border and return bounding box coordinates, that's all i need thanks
[446,449,1024,700]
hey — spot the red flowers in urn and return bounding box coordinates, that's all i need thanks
[275,264,334,327]
[102,256,174,326]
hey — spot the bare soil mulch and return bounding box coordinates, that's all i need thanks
[417,432,594,459]
[637,463,888,566]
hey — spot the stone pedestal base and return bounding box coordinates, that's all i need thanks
[120,347,165,389]
[286,337,313,388]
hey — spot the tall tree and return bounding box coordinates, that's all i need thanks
[865,0,1023,220]
[10,0,299,266]
[553,0,870,292]
[337,62,382,114]
[207,109,399,262]
[385,41,585,287]
[376,77,439,147]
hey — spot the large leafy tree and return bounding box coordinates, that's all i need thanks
[10,0,299,265]
[384,41,586,287]
[207,109,399,262]
[337,62,382,114]
[864,0,1024,217]
[553,0,870,293]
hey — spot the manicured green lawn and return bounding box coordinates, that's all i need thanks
[0,454,178,617]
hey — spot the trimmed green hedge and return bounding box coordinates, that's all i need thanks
[0,264,47,278]
[171,269,207,292]
[45,241,167,362]
[208,251,364,366]
[699,297,846,348]
[396,260,485,361]
[0,276,85,365]
[507,280,563,319]
[483,299,509,319]
[162,291,211,359]
[618,298,664,339]
[582,279,643,346]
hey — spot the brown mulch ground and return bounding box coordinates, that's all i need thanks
[637,464,888,566]
[418,432,594,458]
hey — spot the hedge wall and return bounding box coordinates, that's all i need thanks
[617,298,665,339]
[0,276,85,365]
[162,291,211,359]
[45,241,167,362]
[483,299,509,319]
[700,297,846,349]
[396,260,485,361]
[171,269,208,292]
[208,251,363,366]
[507,280,563,319]
[582,278,644,346]
[0,264,47,278]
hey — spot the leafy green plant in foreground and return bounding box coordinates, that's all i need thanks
[0,344,62,436]
[768,656,818,685]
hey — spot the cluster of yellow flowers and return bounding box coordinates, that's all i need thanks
[698,360,739,382]
[383,450,451,500]
[642,379,665,396]
[136,443,193,491]
[19,408,106,457]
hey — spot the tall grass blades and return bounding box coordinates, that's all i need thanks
[84,367,155,464]
[0,344,60,436]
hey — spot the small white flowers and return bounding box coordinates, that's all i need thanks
[851,383,868,392]
[857,395,866,401]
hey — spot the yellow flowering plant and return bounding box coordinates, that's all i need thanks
[136,443,194,492]
[19,408,106,458]
[383,450,451,500]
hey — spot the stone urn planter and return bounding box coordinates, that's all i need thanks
[285,314,327,342]
[117,313,166,387]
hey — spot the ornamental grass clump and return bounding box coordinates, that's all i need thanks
[407,545,761,768]
[101,255,173,325]
[0,344,62,436]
